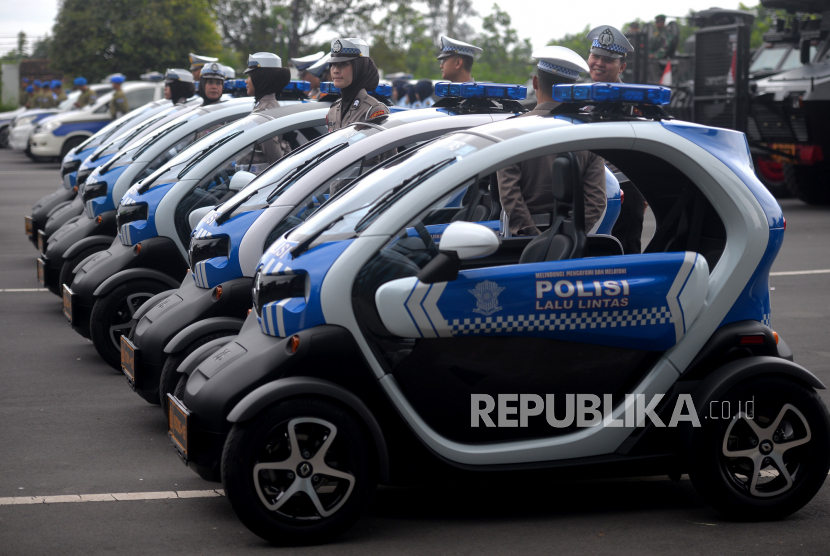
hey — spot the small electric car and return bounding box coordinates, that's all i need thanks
[37,97,255,296]
[26,98,182,248]
[64,102,328,369]
[169,83,828,545]
[123,85,536,411]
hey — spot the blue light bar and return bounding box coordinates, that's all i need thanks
[225,79,247,91]
[435,81,527,101]
[320,82,391,97]
[285,80,311,92]
[552,83,671,105]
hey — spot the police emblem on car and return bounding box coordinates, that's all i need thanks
[470,280,505,316]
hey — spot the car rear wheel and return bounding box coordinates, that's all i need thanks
[89,280,170,370]
[222,398,377,545]
[158,331,238,413]
[753,155,789,198]
[690,376,830,520]
[60,136,86,160]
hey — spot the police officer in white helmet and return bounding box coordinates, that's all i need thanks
[244,52,292,164]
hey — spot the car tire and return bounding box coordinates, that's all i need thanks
[753,155,789,199]
[158,331,238,413]
[60,136,86,160]
[0,126,9,149]
[689,376,830,520]
[58,248,103,299]
[90,280,170,370]
[783,162,830,205]
[222,398,377,546]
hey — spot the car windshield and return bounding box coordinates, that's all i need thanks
[130,114,200,160]
[750,46,789,73]
[286,132,494,252]
[137,115,263,190]
[91,112,170,161]
[215,123,384,220]
[58,91,81,110]
[780,45,817,71]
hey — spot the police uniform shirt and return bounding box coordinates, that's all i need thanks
[497,101,607,236]
[325,89,389,132]
[20,90,28,107]
[251,93,291,164]
[56,90,67,103]
[76,88,97,108]
[110,89,130,118]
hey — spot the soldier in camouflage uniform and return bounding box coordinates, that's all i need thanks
[648,15,675,59]
[53,80,67,103]
[39,82,57,108]
[109,75,130,119]
[73,77,97,108]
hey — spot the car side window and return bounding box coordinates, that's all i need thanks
[125,88,155,109]
[135,132,198,183]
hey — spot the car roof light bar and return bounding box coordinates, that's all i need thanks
[435,81,528,101]
[320,82,392,97]
[552,83,671,105]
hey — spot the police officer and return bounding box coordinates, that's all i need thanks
[53,80,67,103]
[497,46,607,236]
[304,54,331,99]
[109,75,130,119]
[586,25,646,255]
[21,85,33,107]
[189,53,219,83]
[291,51,325,98]
[326,38,389,132]
[27,81,41,109]
[164,68,195,105]
[244,52,292,164]
[20,79,29,107]
[437,36,482,83]
[198,62,226,105]
[39,81,57,108]
[73,77,97,108]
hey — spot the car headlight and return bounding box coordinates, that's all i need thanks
[116,203,148,229]
[40,120,61,133]
[252,270,306,317]
[16,115,37,127]
[189,236,230,269]
[75,165,94,185]
[61,159,81,177]
[81,181,108,203]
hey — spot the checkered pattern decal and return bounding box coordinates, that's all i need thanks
[537,61,580,79]
[443,45,475,55]
[592,39,627,53]
[762,313,771,327]
[449,307,672,334]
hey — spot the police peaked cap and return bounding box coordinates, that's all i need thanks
[190,53,219,71]
[73,77,87,86]
[586,25,634,59]
[305,53,331,78]
[222,65,236,79]
[437,36,483,59]
[532,46,589,80]
[199,62,226,81]
[244,52,283,74]
[291,51,325,71]
[329,38,370,63]
[164,68,194,84]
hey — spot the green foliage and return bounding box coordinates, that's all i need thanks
[547,24,592,60]
[370,4,442,78]
[49,0,222,81]
[474,4,533,83]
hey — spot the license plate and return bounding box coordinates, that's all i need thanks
[168,395,190,462]
[62,284,74,323]
[36,259,46,287]
[38,230,46,254]
[121,336,137,387]
[24,216,33,237]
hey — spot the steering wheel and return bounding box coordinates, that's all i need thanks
[413,221,439,256]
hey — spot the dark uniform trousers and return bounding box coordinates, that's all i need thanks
[497,101,607,236]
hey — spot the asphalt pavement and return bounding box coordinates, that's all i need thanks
[1,148,829,554]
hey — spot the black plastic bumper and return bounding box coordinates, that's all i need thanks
[28,186,76,244]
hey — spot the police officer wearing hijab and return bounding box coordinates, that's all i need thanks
[497,46,607,237]
[291,51,325,98]
[198,62,225,105]
[326,38,389,132]
[245,52,292,164]
[586,25,646,255]
[304,54,331,99]
[437,36,482,83]
[190,53,219,82]
[164,68,195,105]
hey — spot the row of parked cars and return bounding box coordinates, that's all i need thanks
[20,80,830,545]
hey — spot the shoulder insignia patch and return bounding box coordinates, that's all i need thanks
[353,99,360,107]
[369,109,386,119]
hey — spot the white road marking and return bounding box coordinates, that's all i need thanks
[0,489,224,506]
[770,269,830,276]
[0,288,48,292]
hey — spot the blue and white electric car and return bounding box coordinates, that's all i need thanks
[168,83,828,545]
[123,85,538,411]
[64,102,329,369]
[37,97,255,296]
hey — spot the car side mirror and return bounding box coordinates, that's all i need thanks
[800,39,811,65]
[188,206,213,230]
[229,171,255,191]
[417,221,501,284]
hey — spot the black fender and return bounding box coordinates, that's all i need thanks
[45,200,73,220]
[177,337,237,377]
[93,268,182,297]
[133,289,178,323]
[227,376,391,483]
[164,317,245,354]
[64,235,116,261]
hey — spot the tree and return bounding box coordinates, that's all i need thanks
[475,4,532,83]
[424,0,476,43]
[49,0,222,81]
[370,3,441,77]
[31,36,52,59]
[547,24,592,60]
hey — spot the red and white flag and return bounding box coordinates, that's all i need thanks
[659,59,672,86]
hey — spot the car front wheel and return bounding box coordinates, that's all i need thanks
[690,376,830,520]
[222,398,377,545]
